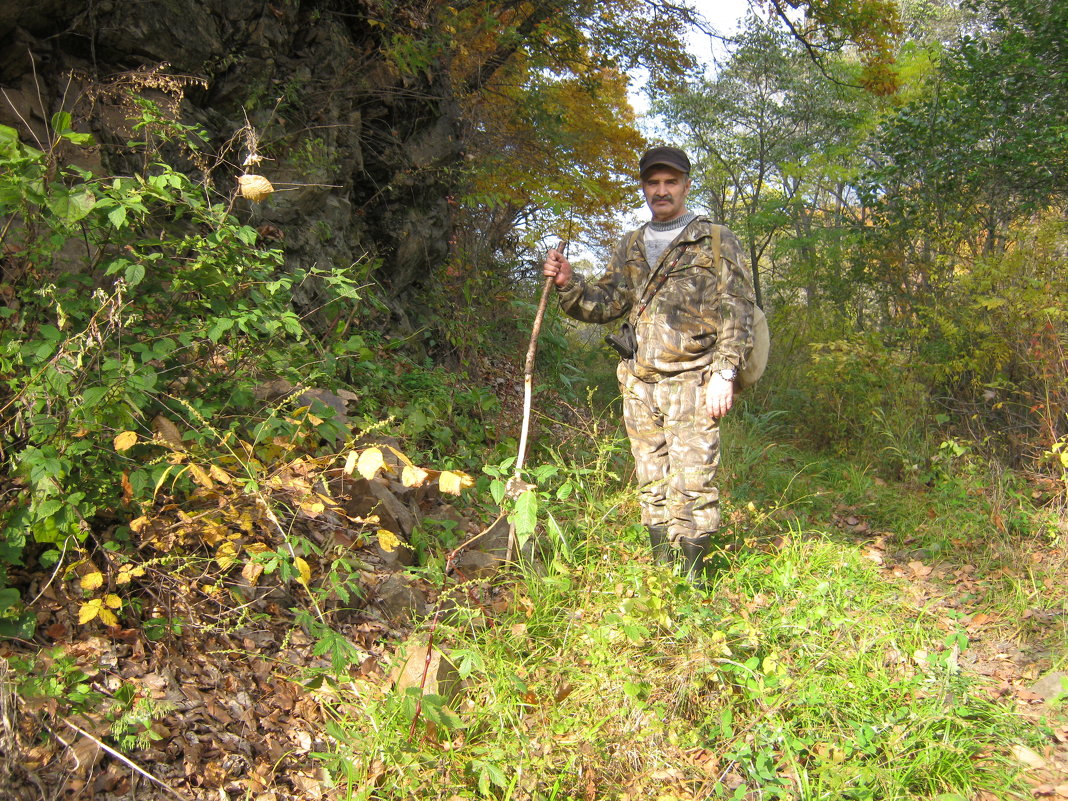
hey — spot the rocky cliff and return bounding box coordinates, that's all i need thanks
[0,0,461,324]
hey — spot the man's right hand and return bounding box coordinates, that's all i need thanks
[543,248,572,287]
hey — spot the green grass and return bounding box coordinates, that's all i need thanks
[308,410,1054,800]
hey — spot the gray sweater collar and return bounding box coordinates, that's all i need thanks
[647,212,696,233]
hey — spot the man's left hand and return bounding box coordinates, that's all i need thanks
[706,373,734,419]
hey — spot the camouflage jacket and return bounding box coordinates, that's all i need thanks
[557,216,756,382]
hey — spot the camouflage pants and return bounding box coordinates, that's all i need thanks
[617,362,720,544]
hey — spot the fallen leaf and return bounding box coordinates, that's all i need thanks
[1010,743,1046,769]
[242,561,264,585]
[377,529,400,553]
[908,560,933,577]
[215,541,239,570]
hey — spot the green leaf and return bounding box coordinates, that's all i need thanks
[510,489,537,548]
[34,499,64,520]
[125,262,146,286]
[81,386,109,407]
[206,317,234,342]
[0,587,20,614]
[50,111,73,134]
[107,205,128,229]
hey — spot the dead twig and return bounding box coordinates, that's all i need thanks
[53,717,189,800]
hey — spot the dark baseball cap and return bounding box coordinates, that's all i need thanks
[639,146,691,178]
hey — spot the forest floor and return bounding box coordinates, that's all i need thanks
[2,405,1067,801]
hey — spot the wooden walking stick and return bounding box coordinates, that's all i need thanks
[506,230,571,561]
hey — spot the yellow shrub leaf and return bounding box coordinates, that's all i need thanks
[343,449,359,475]
[294,557,311,585]
[215,541,239,570]
[98,607,119,627]
[298,498,325,517]
[439,470,474,495]
[385,445,415,467]
[80,571,104,592]
[209,464,232,484]
[113,431,138,452]
[357,447,386,480]
[115,564,145,585]
[78,599,102,624]
[104,594,122,609]
[376,529,400,553]
[402,464,429,488]
[244,542,270,556]
[188,463,214,488]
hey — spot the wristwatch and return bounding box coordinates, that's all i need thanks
[715,367,737,382]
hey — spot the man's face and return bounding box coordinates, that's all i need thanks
[641,167,691,222]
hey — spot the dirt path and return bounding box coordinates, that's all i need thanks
[855,521,1068,798]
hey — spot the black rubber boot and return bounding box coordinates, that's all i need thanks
[678,535,711,582]
[647,525,674,566]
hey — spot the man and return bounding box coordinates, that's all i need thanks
[542,146,756,578]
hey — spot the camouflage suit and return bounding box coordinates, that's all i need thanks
[556,217,756,545]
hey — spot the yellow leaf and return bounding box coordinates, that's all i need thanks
[115,564,145,585]
[98,607,118,627]
[237,173,274,202]
[129,516,150,533]
[298,498,325,517]
[244,542,270,556]
[188,463,214,488]
[294,557,311,586]
[113,430,138,452]
[439,470,474,495]
[385,445,415,467]
[104,594,122,609]
[357,447,386,480]
[78,599,102,624]
[80,571,104,592]
[343,450,359,475]
[376,529,400,553]
[209,464,232,484]
[215,541,239,570]
[402,464,429,488]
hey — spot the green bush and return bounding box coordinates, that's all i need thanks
[0,107,361,599]
[800,336,932,475]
